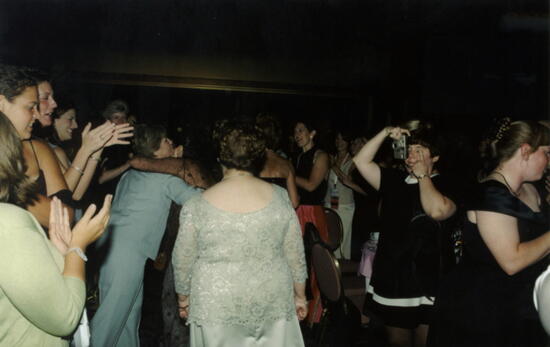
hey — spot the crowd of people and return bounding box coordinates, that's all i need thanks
[0,62,549,347]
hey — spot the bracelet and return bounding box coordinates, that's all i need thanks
[66,247,88,262]
[71,165,84,175]
[416,173,429,180]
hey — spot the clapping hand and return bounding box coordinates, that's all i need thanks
[48,197,72,255]
[81,121,134,155]
[70,195,113,250]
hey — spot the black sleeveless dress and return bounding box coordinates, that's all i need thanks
[293,146,327,205]
[428,180,548,347]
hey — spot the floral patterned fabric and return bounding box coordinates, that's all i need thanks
[172,185,307,329]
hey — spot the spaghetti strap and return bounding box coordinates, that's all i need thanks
[27,139,41,169]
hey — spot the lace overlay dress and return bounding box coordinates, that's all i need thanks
[172,185,307,347]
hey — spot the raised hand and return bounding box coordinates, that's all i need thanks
[70,195,113,250]
[385,126,410,141]
[80,122,116,155]
[173,145,184,159]
[406,146,433,178]
[48,197,72,254]
[103,123,134,148]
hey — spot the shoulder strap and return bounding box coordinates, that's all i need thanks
[27,139,41,169]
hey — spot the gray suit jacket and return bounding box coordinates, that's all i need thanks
[103,169,198,259]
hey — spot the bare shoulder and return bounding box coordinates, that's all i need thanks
[31,138,58,158]
[313,149,329,163]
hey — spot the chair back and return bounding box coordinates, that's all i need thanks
[323,207,343,251]
[312,242,342,303]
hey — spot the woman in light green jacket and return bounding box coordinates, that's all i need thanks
[0,111,111,346]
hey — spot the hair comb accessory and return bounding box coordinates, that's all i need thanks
[494,117,512,143]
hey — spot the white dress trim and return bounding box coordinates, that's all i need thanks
[367,284,435,307]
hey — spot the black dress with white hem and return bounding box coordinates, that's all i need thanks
[364,167,456,329]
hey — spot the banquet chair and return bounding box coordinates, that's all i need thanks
[323,207,343,252]
[311,243,360,346]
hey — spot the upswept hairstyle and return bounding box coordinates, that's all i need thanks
[132,124,167,158]
[218,120,266,175]
[102,99,129,121]
[0,64,37,102]
[0,112,37,207]
[256,113,282,150]
[480,118,550,177]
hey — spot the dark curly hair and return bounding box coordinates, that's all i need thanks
[0,112,38,207]
[218,120,266,175]
[408,121,443,157]
[0,64,37,102]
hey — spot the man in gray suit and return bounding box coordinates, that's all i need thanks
[91,125,199,347]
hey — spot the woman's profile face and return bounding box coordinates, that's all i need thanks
[54,109,78,141]
[0,86,39,139]
[37,81,57,127]
[153,137,175,159]
[525,145,550,181]
[294,122,314,149]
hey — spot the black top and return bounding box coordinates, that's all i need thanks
[293,146,327,206]
[428,180,548,347]
[371,167,455,299]
[260,177,287,190]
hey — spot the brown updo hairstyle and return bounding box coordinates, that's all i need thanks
[132,124,167,158]
[0,112,37,207]
[218,120,266,175]
[256,113,282,150]
[480,118,550,178]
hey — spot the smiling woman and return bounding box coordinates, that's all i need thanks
[0,64,74,227]
[46,95,134,202]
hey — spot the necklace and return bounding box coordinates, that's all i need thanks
[492,171,519,197]
[222,171,253,181]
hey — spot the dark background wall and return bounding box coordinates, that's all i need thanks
[0,0,547,138]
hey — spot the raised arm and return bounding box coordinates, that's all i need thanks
[476,210,550,276]
[409,146,456,220]
[98,161,131,185]
[295,150,330,192]
[353,127,389,191]
[129,157,183,177]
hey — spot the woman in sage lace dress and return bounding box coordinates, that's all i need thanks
[172,121,308,347]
